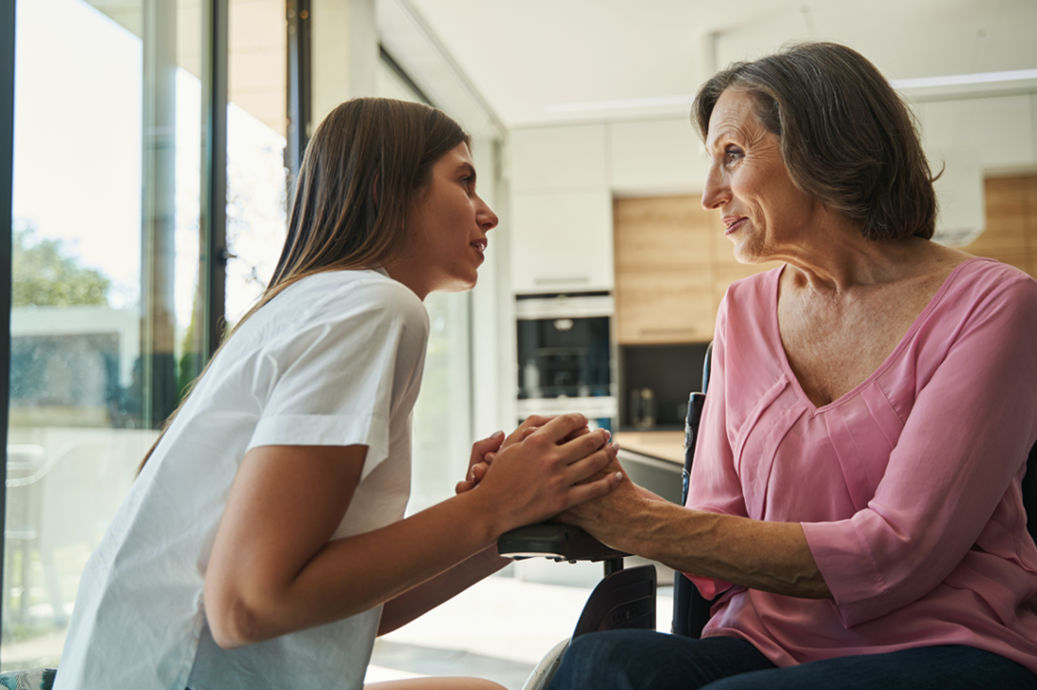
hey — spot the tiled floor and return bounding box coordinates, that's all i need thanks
[367,561,675,690]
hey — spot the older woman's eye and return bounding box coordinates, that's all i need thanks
[724,146,744,165]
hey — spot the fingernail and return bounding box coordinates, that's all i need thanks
[492,430,505,439]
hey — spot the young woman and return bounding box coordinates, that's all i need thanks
[54,98,622,690]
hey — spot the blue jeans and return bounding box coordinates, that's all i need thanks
[546,630,1037,689]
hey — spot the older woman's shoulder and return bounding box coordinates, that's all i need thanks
[954,256,1036,288]
[947,257,1037,320]
[723,264,785,300]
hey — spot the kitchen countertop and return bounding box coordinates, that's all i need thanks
[615,430,686,465]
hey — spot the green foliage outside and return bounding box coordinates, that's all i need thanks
[12,226,110,307]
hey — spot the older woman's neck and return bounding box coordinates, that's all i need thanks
[785,223,938,295]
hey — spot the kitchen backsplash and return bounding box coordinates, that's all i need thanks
[619,342,709,430]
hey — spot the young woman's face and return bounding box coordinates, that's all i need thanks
[700,88,821,264]
[391,143,498,299]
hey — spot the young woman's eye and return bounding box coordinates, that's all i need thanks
[460,176,474,193]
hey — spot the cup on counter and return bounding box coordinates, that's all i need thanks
[629,387,656,430]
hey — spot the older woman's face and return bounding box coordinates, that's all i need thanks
[701,89,820,264]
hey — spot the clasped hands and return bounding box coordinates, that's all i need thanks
[455,414,645,534]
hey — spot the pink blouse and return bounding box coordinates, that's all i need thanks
[686,257,1037,673]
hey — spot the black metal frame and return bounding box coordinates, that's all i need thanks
[0,0,16,666]
[202,0,229,356]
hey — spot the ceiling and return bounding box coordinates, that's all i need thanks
[399,0,1037,128]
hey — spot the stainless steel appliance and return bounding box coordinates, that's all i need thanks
[515,293,616,429]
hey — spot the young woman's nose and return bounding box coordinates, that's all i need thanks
[477,197,499,231]
[701,165,731,211]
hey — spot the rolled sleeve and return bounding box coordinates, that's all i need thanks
[247,279,428,480]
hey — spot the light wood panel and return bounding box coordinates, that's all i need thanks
[964,176,1033,276]
[613,195,777,344]
[613,196,712,344]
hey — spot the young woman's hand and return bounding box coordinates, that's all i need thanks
[455,430,504,494]
[471,413,621,533]
[454,415,562,494]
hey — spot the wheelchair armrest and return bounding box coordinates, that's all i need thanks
[497,521,629,562]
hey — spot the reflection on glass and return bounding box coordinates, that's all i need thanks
[225,0,288,325]
[3,0,205,668]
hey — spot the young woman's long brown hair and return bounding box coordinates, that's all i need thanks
[138,98,469,472]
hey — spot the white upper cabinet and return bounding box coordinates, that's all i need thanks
[509,188,614,293]
[508,124,613,293]
[609,118,706,196]
[509,124,609,191]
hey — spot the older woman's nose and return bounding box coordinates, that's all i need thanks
[701,166,730,211]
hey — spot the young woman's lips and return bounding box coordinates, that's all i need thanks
[471,239,487,259]
[723,216,747,235]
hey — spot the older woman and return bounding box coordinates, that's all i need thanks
[547,42,1037,689]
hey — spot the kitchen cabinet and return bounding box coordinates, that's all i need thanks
[960,175,1037,278]
[613,195,777,344]
[508,124,614,293]
[510,188,614,293]
[510,125,609,192]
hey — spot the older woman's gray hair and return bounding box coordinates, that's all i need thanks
[693,42,937,242]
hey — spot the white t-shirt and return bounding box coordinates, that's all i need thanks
[54,269,430,690]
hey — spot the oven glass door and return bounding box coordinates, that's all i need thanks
[516,315,611,399]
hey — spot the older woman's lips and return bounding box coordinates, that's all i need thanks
[723,216,747,235]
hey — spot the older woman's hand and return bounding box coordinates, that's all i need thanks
[558,456,666,549]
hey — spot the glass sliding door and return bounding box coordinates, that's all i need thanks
[2,0,223,667]
[224,0,288,325]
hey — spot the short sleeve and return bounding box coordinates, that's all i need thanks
[246,279,429,480]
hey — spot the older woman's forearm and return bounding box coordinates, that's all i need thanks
[597,501,830,599]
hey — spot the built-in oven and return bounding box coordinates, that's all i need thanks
[515,293,616,430]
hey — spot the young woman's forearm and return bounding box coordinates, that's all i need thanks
[377,545,509,635]
[210,489,506,648]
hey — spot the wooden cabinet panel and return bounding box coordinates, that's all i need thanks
[614,197,711,344]
[614,195,777,344]
[961,175,1036,279]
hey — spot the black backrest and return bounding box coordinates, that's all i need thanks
[1024,442,1037,546]
[673,343,713,638]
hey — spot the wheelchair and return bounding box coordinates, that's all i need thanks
[497,344,1037,690]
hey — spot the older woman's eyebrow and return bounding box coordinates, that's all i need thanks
[705,128,739,153]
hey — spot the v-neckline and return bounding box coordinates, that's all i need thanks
[768,257,982,413]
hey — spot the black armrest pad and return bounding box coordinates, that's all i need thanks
[497,521,628,562]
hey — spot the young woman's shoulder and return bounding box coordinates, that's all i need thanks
[291,269,428,325]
